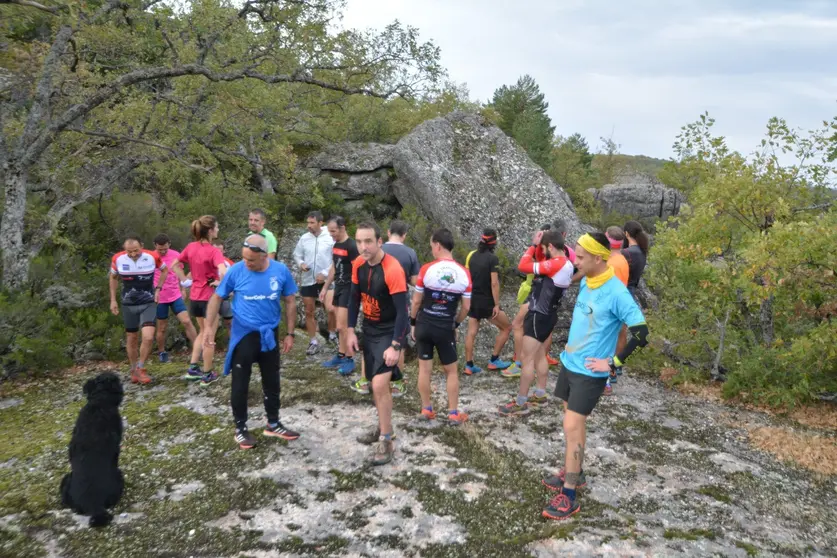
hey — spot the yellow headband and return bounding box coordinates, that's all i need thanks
[578,234,611,260]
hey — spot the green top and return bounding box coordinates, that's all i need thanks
[258,228,278,255]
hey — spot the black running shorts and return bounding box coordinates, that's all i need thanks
[554,365,607,416]
[300,283,324,299]
[333,283,352,309]
[468,296,495,321]
[414,320,458,366]
[363,327,403,382]
[523,311,558,343]
[190,299,208,318]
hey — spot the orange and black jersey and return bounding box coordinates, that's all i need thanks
[348,254,409,343]
[332,238,359,285]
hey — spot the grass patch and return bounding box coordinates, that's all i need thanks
[735,540,759,556]
[663,528,717,541]
[697,485,733,504]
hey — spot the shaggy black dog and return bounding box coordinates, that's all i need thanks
[60,372,125,527]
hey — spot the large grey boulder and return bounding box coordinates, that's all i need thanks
[392,111,586,253]
[304,142,397,202]
[589,172,683,221]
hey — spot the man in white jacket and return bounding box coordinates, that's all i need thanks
[293,211,334,355]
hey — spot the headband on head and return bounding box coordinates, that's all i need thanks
[578,234,611,260]
[605,234,623,249]
[480,234,497,245]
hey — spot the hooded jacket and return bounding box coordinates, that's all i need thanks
[292,226,334,287]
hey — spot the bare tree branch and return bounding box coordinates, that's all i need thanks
[66,127,213,171]
[0,0,63,14]
[792,202,833,213]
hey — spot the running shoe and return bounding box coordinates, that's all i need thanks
[448,411,469,426]
[391,380,406,397]
[159,351,170,363]
[464,363,482,376]
[338,358,356,376]
[351,378,371,395]
[616,366,623,377]
[542,491,580,520]
[306,340,320,356]
[357,427,397,445]
[183,365,203,381]
[200,371,220,386]
[498,399,530,416]
[529,393,549,408]
[322,354,344,368]
[500,363,522,378]
[603,381,613,396]
[264,422,300,441]
[131,368,152,385]
[542,469,587,491]
[546,354,559,366]
[420,408,437,421]
[610,373,618,385]
[235,428,256,450]
[487,358,512,371]
[371,437,394,466]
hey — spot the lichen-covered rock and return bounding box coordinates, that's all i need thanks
[590,172,683,220]
[392,111,586,252]
[304,142,395,173]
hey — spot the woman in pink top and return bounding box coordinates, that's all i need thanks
[171,215,226,383]
[153,233,198,364]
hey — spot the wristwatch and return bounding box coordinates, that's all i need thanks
[286,332,296,338]
[391,341,402,351]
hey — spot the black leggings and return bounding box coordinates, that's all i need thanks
[231,331,280,430]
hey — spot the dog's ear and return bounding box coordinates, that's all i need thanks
[83,378,96,397]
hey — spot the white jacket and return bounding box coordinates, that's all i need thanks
[292,226,334,287]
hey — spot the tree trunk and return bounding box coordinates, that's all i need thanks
[1,165,31,290]
[760,295,774,346]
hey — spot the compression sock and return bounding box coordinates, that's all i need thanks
[563,487,577,501]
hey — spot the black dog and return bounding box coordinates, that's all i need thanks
[60,372,125,527]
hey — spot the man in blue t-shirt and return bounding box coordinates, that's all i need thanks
[203,235,300,450]
[541,232,649,521]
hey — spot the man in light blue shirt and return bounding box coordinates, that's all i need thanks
[541,232,649,521]
[203,235,300,450]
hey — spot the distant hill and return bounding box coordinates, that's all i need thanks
[592,153,668,179]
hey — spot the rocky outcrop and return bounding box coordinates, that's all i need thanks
[589,172,683,221]
[391,111,586,253]
[304,143,397,201]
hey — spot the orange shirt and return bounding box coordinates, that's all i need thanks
[608,251,629,287]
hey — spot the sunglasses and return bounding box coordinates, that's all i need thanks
[242,241,266,253]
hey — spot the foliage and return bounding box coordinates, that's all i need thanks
[489,75,555,169]
[646,113,837,407]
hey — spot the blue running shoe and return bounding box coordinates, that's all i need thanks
[159,351,170,363]
[322,354,344,368]
[616,366,623,376]
[464,363,482,376]
[183,366,203,381]
[487,358,512,371]
[338,358,356,376]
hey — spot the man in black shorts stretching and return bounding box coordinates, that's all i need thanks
[411,228,472,425]
[464,228,513,375]
[499,230,573,416]
[320,216,359,375]
[541,232,649,520]
[345,222,409,466]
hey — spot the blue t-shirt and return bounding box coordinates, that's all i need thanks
[215,260,297,326]
[560,276,645,378]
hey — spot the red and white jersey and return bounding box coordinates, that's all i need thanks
[415,258,471,325]
[111,250,165,306]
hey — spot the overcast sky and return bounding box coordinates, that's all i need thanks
[342,0,837,159]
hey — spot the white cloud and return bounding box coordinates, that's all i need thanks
[342,0,837,157]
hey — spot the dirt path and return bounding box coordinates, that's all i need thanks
[1,342,836,557]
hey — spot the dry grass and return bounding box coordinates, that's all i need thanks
[748,426,837,476]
